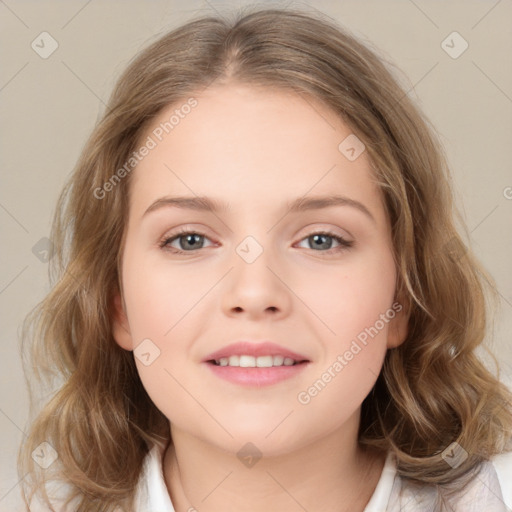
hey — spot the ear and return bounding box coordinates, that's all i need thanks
[111,290,134,351]
[386,297,410,349]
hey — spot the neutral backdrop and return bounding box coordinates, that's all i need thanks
[1,0,511,509]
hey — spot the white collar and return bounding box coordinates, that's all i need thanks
[134,442,175,511]
[363,451,397,511]
[134,443,398,511]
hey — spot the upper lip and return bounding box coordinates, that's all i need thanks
[203,341,310,363]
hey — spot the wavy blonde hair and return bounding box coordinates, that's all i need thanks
[18,5,512,511]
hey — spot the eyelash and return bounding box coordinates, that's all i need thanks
[158,227,354,256]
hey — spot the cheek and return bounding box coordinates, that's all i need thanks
[295,249,395,397]
[294,266,394,428]
[122,251,206,341]
[121,252,213,421]
[300,248,396,346]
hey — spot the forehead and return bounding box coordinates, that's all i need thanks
[128,83,385,223]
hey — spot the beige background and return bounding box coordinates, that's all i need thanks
[1,0,511,509]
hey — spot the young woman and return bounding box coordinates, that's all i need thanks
[19,7,512,512]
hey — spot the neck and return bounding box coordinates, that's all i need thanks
[162,413,385,512]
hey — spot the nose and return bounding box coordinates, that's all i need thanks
[221,242,292,321]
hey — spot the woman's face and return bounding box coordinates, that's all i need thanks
[112,83,408,455]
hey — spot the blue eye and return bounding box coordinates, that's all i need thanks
[159,229,214,253]
[296,232,353,252]
[159,229,353,255]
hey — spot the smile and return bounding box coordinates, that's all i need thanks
[210,355,303,367]
[205,358,310,387]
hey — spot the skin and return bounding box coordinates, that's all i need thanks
[112,83,409,512]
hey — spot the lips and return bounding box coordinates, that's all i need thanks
[202,341,310,364]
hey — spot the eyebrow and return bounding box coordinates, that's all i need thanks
[142,194,376,223]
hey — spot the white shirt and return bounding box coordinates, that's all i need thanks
[134,443,512,512]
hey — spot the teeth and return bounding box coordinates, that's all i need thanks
[215,355,300,367]
[273,355,284,366]
[240,355,256,367]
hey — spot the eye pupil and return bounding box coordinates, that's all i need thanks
[181,234,203,250]
[311,234,332,250]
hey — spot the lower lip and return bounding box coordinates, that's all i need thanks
[204,361,309,387]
